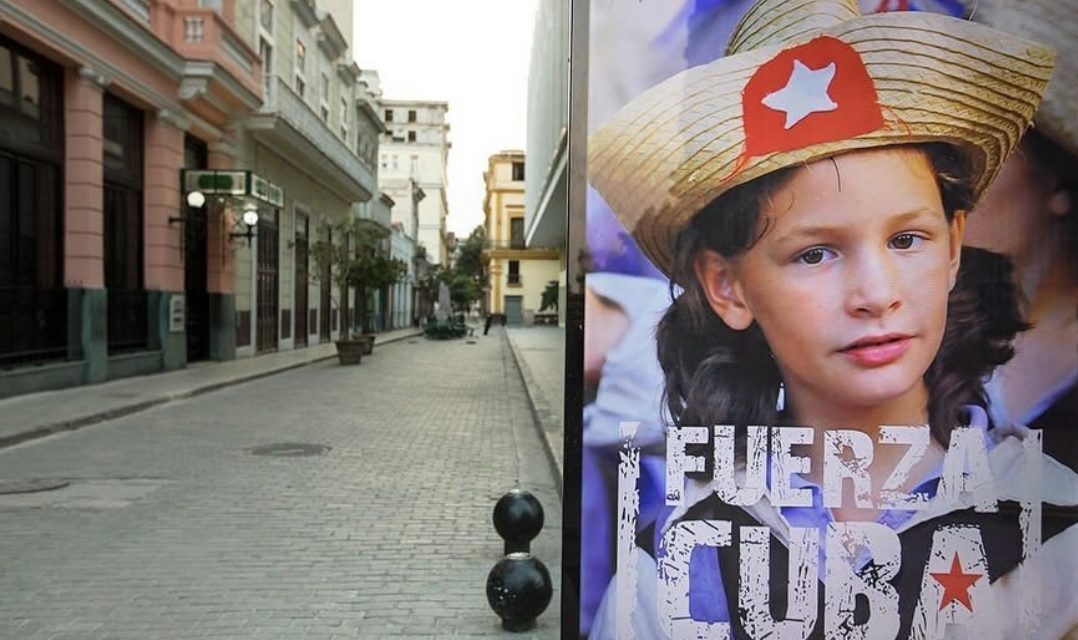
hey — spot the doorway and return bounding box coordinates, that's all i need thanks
[504,295,523,325]
[294,212,308,347]
[183,136,209,362]
[255,207,279,353]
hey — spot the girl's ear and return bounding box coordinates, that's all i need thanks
[948,210,967,291]
[694,249,754,330]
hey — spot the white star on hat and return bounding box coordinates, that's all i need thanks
[762,59,838,129]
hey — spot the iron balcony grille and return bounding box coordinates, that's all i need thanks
[0,286,69,368]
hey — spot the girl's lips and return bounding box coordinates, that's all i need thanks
[839,335,912,367]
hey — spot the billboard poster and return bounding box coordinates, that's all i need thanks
[570,0,1078,637]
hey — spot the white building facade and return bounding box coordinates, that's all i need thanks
[524,0,570,325]
[377,99,450,267]
[388,219,416,329]
[229,0,382,355]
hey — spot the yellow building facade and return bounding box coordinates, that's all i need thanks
[482,151,560,324]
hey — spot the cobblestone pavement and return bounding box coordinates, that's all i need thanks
[0,329,562,639]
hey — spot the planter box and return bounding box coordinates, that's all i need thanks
[335,339,364,365]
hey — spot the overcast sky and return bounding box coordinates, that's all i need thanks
[352,1,539,237]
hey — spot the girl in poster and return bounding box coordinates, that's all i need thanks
[583,0,1078,637]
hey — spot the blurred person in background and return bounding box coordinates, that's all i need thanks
[964,0,1078,472]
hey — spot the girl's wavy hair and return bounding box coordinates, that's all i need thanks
[657,143,1028,445]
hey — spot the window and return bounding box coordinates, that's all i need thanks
[259,0,274,32]
[0,37,65,366]
[103,93,148,353]
[510,218,525,249]
[319,73,329,122]
[407,109,416,122]
[339,96,349,140]
[0,37,62,148]
[294,39,306,96]
[384,109,393,122]
[0,45,12,108]
[258,37,273,74]
[511,161,525,181]
[184,17,204,42]
[508,260,520,285]
[380,154,387,169]
[407,130,416,143]
[295,40,306,73]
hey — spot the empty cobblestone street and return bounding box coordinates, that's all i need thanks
[0,330,562,639]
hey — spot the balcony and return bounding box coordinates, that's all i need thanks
[169,8,262,100]
[248,74,376,203]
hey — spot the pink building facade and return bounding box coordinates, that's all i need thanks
[0,0,264,397]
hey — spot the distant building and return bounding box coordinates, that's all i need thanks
[524,0,569,326]
[376,98,450,267]
[482,151,560,325]
[388,219,417,330]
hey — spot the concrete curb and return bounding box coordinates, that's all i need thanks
[504,331,564,497]
[0,331,423,450]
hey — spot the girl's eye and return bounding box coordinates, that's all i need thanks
[889,233,923,250]
[796,247,834,265]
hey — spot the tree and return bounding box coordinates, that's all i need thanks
[313,219,407,337]
[455,225,485,285]
[540,280,559,313]
[448,272,480,311]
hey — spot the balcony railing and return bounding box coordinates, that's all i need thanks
[484,240,528,251]
[259,74,374,197]
[108,289,149,354]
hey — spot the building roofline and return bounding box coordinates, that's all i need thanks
[379,98,449,108]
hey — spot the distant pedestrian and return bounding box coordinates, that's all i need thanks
[483,313,493,335]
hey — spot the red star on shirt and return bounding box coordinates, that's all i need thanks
[930,553,983,612]
[874,0,909,11]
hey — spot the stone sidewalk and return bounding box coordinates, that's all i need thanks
[0,327,422,449]
[0,325,562,639]
[504,327,565,485]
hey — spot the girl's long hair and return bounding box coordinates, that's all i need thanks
[657,143,1028,444]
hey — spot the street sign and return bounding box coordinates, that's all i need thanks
[181,170,284,207]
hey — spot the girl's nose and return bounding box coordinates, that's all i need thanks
[845,251,902,317]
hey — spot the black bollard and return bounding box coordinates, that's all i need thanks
[486,552,553,632]
[492,489,544,555]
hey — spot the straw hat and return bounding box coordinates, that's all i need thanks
[969,0,1078,158]
[587,0,1055,277]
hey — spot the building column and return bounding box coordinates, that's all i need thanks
[64,66,107,383]
[144,110,187,371]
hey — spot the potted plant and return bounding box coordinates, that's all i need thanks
[313,219,406,364]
